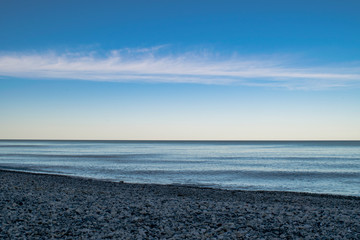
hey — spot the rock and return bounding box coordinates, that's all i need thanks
[1,170,359,239]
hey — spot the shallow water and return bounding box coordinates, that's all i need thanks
[0,140,359,196]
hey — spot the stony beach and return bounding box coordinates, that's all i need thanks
[0,170,359,239]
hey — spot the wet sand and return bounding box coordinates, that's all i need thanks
[0,169,359,239]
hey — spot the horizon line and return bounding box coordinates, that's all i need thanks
[1,139,359,142]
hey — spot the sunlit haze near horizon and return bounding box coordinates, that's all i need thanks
[1,0,360,140]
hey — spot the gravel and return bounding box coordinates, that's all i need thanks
[0,170,359,239]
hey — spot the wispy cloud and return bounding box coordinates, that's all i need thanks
[0,48,359,89]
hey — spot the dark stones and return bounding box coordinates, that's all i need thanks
[0,170,359,239]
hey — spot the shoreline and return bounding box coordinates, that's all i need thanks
[1,168,360,200]
[1,169,359,239]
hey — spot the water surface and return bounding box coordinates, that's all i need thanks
[0,140,359,196]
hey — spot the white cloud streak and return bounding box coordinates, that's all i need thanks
[0,48,359,89]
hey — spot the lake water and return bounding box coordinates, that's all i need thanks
[0,140,359,196]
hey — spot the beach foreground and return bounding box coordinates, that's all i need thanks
[1,170,359,239]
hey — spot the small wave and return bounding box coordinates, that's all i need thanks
[0,153,163,158]
[111,169,360,179]
[205,156,360,161]
[0,145,48,148]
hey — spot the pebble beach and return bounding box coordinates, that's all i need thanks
[1,170,359,239]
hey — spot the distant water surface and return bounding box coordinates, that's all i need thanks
[0,140,359,196]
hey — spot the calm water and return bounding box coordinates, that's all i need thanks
[0,140,359,196]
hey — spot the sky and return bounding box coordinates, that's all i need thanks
[1,0,360,140]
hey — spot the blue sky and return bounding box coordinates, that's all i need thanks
[1,0,360,140]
